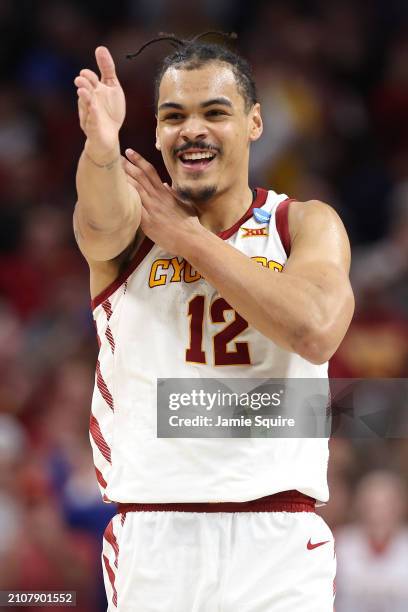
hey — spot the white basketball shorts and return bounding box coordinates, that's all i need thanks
[102,492,336,612]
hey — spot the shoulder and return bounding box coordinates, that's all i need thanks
[287,199,343,236]
[283,199,351,273]
[287,199,349,249]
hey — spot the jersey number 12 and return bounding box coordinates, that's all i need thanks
[186,295,251,366]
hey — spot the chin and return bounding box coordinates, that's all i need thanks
[176,183,218,204]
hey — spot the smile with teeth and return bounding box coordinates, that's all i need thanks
[178,151,217,167]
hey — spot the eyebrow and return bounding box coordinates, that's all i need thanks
[158,97,233,111]
[201,97,232,108]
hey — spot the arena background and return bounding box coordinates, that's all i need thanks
[0,1,407,610]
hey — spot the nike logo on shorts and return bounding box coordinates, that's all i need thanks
[307,538,330,550]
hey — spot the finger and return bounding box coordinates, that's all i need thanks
[163,183,179,197]
[164,183,192,208]
[77,87,92,105]
[95,46,117,85]
[77,93,89,113]
[122,156,139,179]
[133,168,157,200]
[77,97,89,130]
[122,157,152,187]
[139,206,150,232]
[132,179,151,208]
[79,69,99,87]
[126,175,139,190]
[163,182,179,199]
[123,158,142,186]
[125,149,163,191]
[124,153,158,197]
[122,157,139,190]
[128,150,163,190]
[74,76,94,93]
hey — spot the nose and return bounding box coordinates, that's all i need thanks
[179,115,209,142]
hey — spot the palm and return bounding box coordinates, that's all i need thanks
[75,46,126,154]
[85,81,126,149]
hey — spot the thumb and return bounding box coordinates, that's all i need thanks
[95,46,117,85]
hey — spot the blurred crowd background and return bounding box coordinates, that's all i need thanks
[0,0,407,610]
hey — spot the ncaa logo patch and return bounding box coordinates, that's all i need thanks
[253,208,271,223]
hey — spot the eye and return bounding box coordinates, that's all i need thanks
[162,113,184,122]
[206,109,228,117]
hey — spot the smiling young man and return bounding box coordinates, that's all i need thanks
[74,40,354,611]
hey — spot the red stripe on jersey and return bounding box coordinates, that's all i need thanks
[276,198,295,257]
[90,414,112,464]
[121,513,126,527]
[105,326,115,354]
[103,554,118,607]
[95,467,107,489]
[102,299,113,320]
[104,521,120,568]
[218,188,268,240]
[96,360,114,410]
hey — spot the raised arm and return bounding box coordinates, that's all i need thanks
[74,46,141,263]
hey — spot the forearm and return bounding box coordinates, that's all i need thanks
[183,229,336,361]
[121,152,353,361]
[76,140,136,232]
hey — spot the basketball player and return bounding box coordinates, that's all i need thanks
[74,35,354,611]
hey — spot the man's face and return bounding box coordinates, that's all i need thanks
[156,62,262,203]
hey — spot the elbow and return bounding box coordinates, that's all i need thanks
[293,325,337,365]
[76,201,140,235]
[293,291,355,365]
[296,339,334,365]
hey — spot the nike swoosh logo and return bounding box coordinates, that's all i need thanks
[307,538,330,550]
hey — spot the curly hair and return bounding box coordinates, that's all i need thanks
[127,32,258,112]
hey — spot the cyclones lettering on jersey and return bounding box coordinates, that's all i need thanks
[148,256,284,288]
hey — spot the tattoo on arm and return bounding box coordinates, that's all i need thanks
[84,151,120,170]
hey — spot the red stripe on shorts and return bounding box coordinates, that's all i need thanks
[103,554,118,607]
[104,521,120,569]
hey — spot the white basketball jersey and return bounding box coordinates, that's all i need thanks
[90,188,329,504]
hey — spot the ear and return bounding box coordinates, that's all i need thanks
[155,124,161,150]
[249,103,263,142]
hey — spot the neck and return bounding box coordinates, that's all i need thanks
[190,183,254,234]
